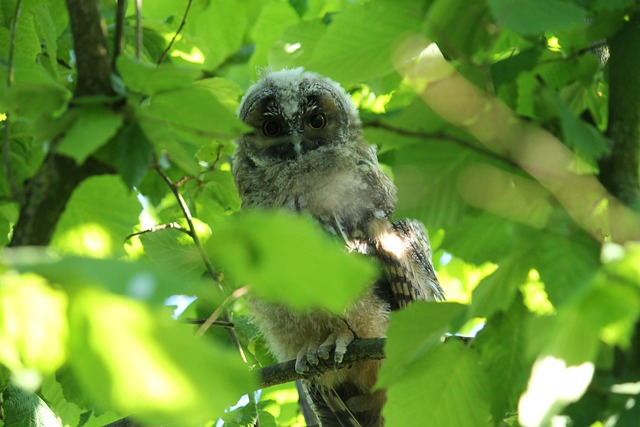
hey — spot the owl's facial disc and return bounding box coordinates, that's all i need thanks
[237,68,361,164]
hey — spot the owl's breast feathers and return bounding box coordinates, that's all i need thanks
[234,140,396,234]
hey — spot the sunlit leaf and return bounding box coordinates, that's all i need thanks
[249,0,299,70]
[7,251,198,305]
[469,251,530,319]
[0,272,67,379]
[67,288,256,425]
[206,210,377,313]
[188,0,248,69]
[306,0,426,84]
[50,176,140,258]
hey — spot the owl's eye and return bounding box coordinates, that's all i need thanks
[308,113,326,129]
[262,120,281,136]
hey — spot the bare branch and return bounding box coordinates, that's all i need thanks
[113,0,127,66]
[599,13,640,208]
[259,338,386,389]
[124,222,192,241]
[135,0,143,59]
[157,0,193,65]
[364,120,520,169]
[65,0,114,97]
[196,286,249,336]
[153,164,248,363]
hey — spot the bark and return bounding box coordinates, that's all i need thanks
[599,14,640,209]
[600,13,640,381]
[9,0,114,247]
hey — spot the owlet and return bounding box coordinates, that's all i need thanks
[233,68,444,427]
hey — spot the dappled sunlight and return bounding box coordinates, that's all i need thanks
[521,269,554,316]
[260,383,306,426]
[519,357,594,427]
[55,223,113,258]
[437,257,497,304]
[171,46,206,64]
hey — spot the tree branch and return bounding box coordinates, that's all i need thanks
[9,0,115,246]
[258,338,386,388]
[66,0,114,97]
[599,13,640,209]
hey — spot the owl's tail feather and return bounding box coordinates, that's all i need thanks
[305,380,384,427]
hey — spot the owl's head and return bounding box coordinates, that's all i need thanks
[237,68,361,165]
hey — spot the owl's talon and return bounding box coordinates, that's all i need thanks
[334,329,354,365]
[295,346,311,374]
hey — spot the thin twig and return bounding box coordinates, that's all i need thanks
[7,0,21,87]
[113,0,127,67]
[124,222,191,241]
[135,0,143,59]
[157,0,193,65]
[364,120,519,169]
[183,319,234,328]
[196,286,249,337]
[153,163,248,363]
[154,164,220,283]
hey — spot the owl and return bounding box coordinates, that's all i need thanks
[233,68,444,427]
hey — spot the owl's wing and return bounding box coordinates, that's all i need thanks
[375,219,444,309]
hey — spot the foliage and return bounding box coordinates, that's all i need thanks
[1,0,640,426]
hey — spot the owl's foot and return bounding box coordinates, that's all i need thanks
[294,329,355,374]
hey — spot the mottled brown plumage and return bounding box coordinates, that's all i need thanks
[233,68,443,426]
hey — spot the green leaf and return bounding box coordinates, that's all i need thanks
[543,88,611,160]
[140,86,248,141]
[0,273,68,378]
[29,0,68,79]
[533,233,600,305]
[116,55,202,96]
[206,210,377,313]
[391,141,472,229]
[488,0,588,36]
[383,341,492,427]
[469,251,531,319]
[7,252,198,305]
[1,73,70,123]
[249,0,300,69]
[444,212,538,264]
[50,176,141,258]
[475,297,529,423]
[2,384,62,427]
[269,18,325,71]
[425,0,492,58]
[56,106,125,164]
[67,288,256,425]
[306,0,426,84]
[98,121,154,188]
[139,229,204,281]
[187,0,248,70]
[378,301,467,388]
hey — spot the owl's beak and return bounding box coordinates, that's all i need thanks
[292,134,303,158]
